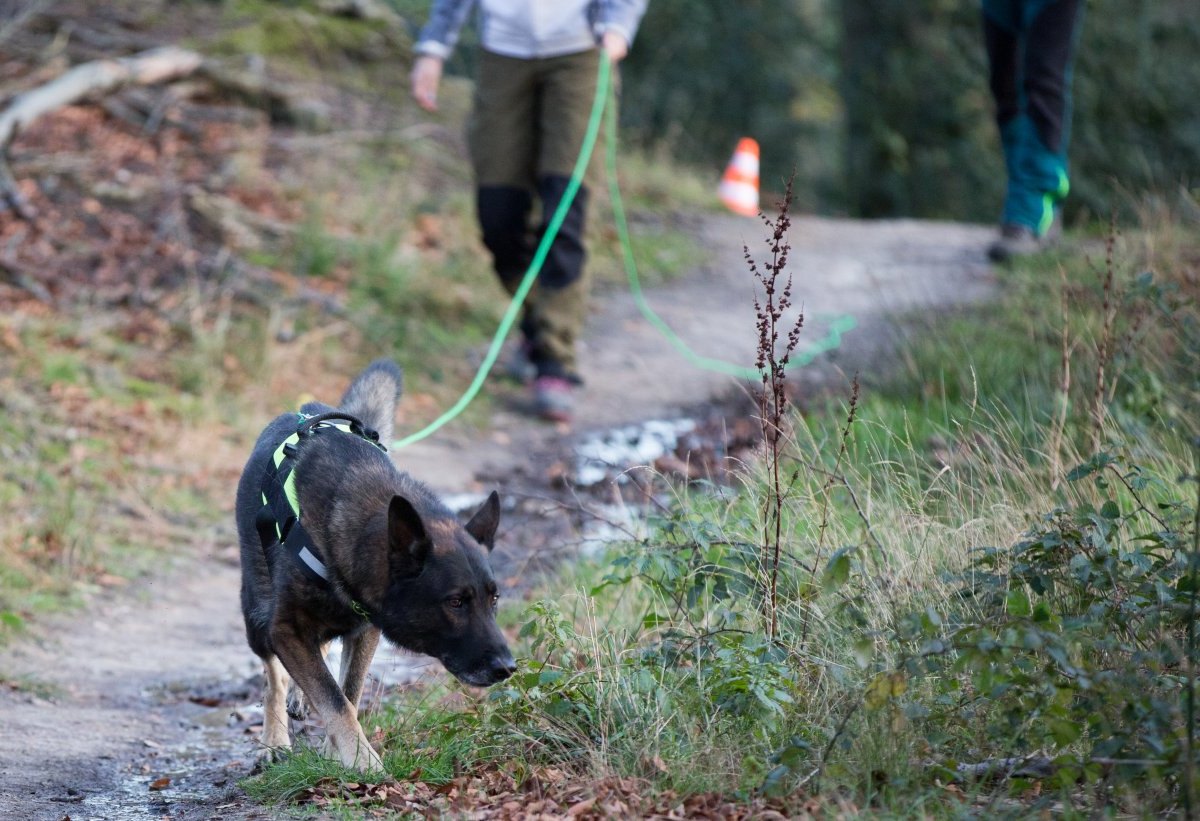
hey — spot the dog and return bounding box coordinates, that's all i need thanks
[235,359,516,772]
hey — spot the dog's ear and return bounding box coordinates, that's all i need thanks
[388,495,429,575]
[464,491,500,552]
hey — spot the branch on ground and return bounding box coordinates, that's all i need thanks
[0,46,204,149]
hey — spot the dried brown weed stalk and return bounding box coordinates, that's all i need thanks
[746,176,804,640]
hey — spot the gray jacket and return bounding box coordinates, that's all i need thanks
[416,0,648,61]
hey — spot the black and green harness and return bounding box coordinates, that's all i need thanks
[255,411,386,594]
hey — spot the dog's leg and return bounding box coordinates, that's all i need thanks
[287,640,332,720]
[339,627,381,710]
[273,626,384,773]
[261,655,292,753]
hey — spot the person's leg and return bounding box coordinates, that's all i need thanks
[1018,0,1081,235]
[468,50,538,319]
[983,0,1022,125]
[526,48,601,385]
[527,175,588,380]
[983,0,1035,232]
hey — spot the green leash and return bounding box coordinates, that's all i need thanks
[392,52,855,449]
[602,89,856,381]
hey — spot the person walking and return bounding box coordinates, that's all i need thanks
[411,0,648,422]
[982,0,1083,262]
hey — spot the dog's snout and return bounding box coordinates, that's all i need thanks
[490,653,517,681]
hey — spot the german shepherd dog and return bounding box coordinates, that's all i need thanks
[235,359,515,772]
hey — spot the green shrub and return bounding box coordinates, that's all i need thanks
[881,450,1198,811]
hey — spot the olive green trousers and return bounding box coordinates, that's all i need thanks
[467,47,604,380]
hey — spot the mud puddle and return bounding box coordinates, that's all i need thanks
[65,675,263,821]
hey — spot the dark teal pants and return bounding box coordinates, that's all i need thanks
[983,0,1082,235]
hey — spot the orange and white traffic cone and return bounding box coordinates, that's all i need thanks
[718,137,759,217]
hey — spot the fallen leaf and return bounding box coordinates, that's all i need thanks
[567,796,597,816]
[544,460,569,484]
[148,777,170,791]
[414,213,442,249]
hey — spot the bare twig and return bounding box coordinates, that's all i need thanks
[954,755,1169,784]
[1184,447,1200,819]
[0,0,49,47]
[814,377,860,556]
[1103,463,1169,531]
[796,458,885,559]
[0,154,35,219]
[803,376,860,645]
[812,699,860,794]
[954,755,1056,781]
[0,257,51,301]
[1090,218,1118,453]
[1049,264,1074,491]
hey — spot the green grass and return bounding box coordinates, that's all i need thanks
[0,302,264,641]
[0,673,66,701]
[243,702,485,808]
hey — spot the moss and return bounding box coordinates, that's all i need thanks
[40,353,86,388]
[199,0,413,79]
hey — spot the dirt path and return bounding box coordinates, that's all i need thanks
[399,213,996,489]
[0,213,995,820]
[0,551,259,821]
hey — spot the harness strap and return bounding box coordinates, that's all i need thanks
[283,516,330,582]
[256,412,386,607]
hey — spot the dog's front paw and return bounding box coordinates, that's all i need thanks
[323,732,385,775]
[251,744,292,774]
[355,746,386,775]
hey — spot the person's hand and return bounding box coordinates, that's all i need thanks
[601,30,629,63]
[411,55,444,112]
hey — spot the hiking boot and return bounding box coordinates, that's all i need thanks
[987,222,1056,262]
[503,341,537,385]
[532,375,575,423]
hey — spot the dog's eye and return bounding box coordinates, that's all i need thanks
[447,596,463,609]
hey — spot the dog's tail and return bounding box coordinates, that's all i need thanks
[339,358,403,445]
